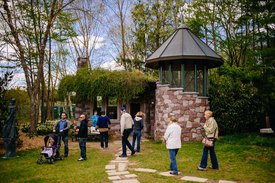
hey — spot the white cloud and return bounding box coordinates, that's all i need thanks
[100,60,124,71]
[68,35,105,50]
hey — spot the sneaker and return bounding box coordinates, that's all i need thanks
[197,166,207,171]
[169,171,178,175]
[64,154,68,158]
[119,154,127,158]
[78,157,84,161]
[131,150,135,156]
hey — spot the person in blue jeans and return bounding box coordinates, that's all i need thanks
[163,116,182,175]
[53,112,71,158]
[132,111,144,152]
[96,111,111,149]
[76,114,89,161]
[197,110,219,170]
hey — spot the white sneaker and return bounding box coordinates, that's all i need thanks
[78,157,84,161]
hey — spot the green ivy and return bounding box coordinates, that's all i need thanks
[58,68,156,101]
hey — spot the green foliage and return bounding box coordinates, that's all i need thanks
[131,1,184,70]
[57,75,75,100]
[21,123,54,136]
[209,65,261,134]
[58,68,155,101]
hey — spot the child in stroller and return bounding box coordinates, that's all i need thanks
[37,133,63,164]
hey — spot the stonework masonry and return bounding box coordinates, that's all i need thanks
[154,84,210,141]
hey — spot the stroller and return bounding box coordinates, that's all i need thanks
[37,133,63,164]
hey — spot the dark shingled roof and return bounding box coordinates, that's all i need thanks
[145,25,223,69]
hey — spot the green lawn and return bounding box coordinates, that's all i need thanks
[128,133,275,183]
[0,134,274,183]
[0,147,113,183]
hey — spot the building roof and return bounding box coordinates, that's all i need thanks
[145,25,223,69]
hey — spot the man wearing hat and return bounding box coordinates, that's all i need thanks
[119,107,135,157]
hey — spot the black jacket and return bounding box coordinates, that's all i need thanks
[78,119,88,138]
[133,117,143,131]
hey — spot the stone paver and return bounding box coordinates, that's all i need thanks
[108,171,130,176]
[134,168,157,173]
[111,160,129,163]
[124,174,137,178]
[113,179,140,183]
[181,176,208,182]
[106,170,116,173]
[108,176,121,180]
[159,171,174,177]
[118,163,128,171]
[105,164,116,170]
[115,157,128,161]
[219,180,237,183]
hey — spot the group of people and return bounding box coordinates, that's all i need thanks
[52,109,219,174]
[164,110,219,175]
[52,107,144,161]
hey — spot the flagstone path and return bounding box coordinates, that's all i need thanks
[104,140,237,183]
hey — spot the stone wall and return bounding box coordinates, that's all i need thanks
[154,84,210,141]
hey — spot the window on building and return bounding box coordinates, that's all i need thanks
[197,67,204,95]
[171,62,181,88]
[161,63,170,84]
[184,64,195,92]
[107,97,117,119]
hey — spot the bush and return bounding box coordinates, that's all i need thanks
[209,66,261,135]
[36,123,54,135]
[21,123,54,136]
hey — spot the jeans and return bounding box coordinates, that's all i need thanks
[199,143,219,169]
[132,130,141,152]
[79,138,87,159]
[56,135,69,156]
[100,132,109,148]
[169,149,179,174]
[122,129,134,155]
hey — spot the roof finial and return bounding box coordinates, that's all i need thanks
[178,4,188,28]
[179,7,185,27]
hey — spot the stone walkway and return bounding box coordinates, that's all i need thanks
[105,140,237,183]
[106,141,139,183]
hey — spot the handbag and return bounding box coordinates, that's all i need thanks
[202,137,214,147]
[202,128,217,147]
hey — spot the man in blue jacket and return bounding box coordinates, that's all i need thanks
[53,112,71,158]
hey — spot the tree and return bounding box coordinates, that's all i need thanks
[0,0,75,135]
[131,0,184,70]
[102,0,134,70]
[68,0,105,68]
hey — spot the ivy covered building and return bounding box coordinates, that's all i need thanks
[59,24,223,141]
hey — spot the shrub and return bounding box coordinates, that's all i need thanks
[209,66,261,135]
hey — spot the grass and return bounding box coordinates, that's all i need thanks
[0,133,274,183]
[128,133,275,183]
[0,146,113,183]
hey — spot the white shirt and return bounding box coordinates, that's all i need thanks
[163,122,182,149]
[120,112,134,135]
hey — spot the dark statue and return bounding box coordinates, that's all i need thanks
[2,98,17,158]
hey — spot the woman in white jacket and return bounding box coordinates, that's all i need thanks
[163,116,182,175]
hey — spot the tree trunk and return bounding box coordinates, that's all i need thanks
[29,94,38,136]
